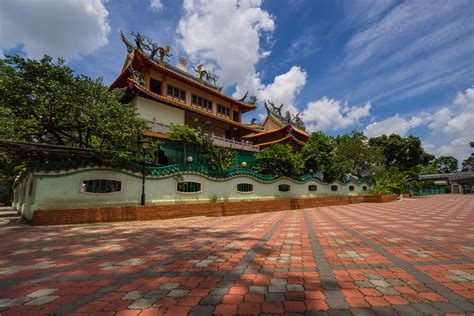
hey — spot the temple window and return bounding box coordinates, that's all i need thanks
[192,95,213,112]
[217,104,230,118]
[167,85,186,102]
[279,184,290,192]
[362,186,367,191]
[237,183,253,193]
[308,185,317,192]
[81,179,122,194]
[349,185,355,191]
[177,181,202,193]
[331,185,338,191]
[150,78,161,94]
[233,110,240,122]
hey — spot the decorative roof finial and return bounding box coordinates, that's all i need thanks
[178,56,188,71]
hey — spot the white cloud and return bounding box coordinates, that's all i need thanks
[0,0,110,60]
[149,0,163,11]
[178,0,274,90]
[336,0,474,103]
[257,66,307,114]
[303,97,372,131]
[364,87,474,161]
[364,114,422,138]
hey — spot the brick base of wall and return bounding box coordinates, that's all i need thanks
[31,194,397,226]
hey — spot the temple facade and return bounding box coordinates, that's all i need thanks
[110,32,308,154]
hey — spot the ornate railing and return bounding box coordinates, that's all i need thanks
[147,119,259,152]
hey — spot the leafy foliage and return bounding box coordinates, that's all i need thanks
[167,123,236,172]
[301,132,343,181]
[371,168,410,195]
[462,156,474,172]
[0,55,153,203]
[432,156,458,173]
[334,131,385,177]
[0,55,150,161]
[368,134,434,171]
[255,144,304,177]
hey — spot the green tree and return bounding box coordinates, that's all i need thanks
[432,156,458,173]
[334,131,385,177]
[0,55,152,203]
[368,134,434,171]
[0,55,148,160]
[461,156,474,172]
[419,164,438,175]
[168,123,236,172]
[301,132,346,181]
[255,144,304,177]
[371,168,410,195]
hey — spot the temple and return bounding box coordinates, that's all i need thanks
[242,101,309,151]
[109,32,308,154]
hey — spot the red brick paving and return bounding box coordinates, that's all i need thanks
[0,195,473,315]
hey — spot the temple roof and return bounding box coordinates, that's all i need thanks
[263,101,307,131]
[242,124,309,140]
[111,32,257,113]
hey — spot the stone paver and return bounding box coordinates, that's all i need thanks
[0,195,472,314]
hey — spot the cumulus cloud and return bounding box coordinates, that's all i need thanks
[303,97,372,131]
[257,66,307,114]
[178,0,274,89]
[149,0,163,11]
[0,0,110,60]
[364,114,423,137]
[363,87,474,161]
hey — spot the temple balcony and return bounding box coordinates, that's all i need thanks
[147,119,259,152]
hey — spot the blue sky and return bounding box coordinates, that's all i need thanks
[0,0,473,161]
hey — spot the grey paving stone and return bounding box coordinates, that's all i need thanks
[327,310,351,316]
[27,288,58,297]
[286,284,304,291]
[326,297,349,309]
[271,278,288,285]
[159,282,180,290]
[268,285,286,293]
[354,281,375,288]
[412,303,443,314]
[369,307,398,316]
[249,285,267,294]
[189,305,215,316]
[167,289,189,298]
[144,289,168,299]
[128,298,156,310]
[209,288,229,296]
[24,296,59,306]
[392,305,420,316]
[0,297,32,308]
[377,287,398,295]
[199,295,222,306]
[350,308,377,316]
[265,293,285,302]
[122,290,144,300]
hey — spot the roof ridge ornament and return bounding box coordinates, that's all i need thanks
[264,100,306,130]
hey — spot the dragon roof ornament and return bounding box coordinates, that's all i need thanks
[264,100,306,130]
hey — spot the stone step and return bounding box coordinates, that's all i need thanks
[0,211,18,218]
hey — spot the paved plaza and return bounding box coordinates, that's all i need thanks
[0,195,473,315]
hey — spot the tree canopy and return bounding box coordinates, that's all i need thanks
[432,156,458,173]
[368,134,434,171]
[0,55,153,203]
[0,55,149,161]
[462,156,474,172]
[255,144,304,177]
[334,131,385,177]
